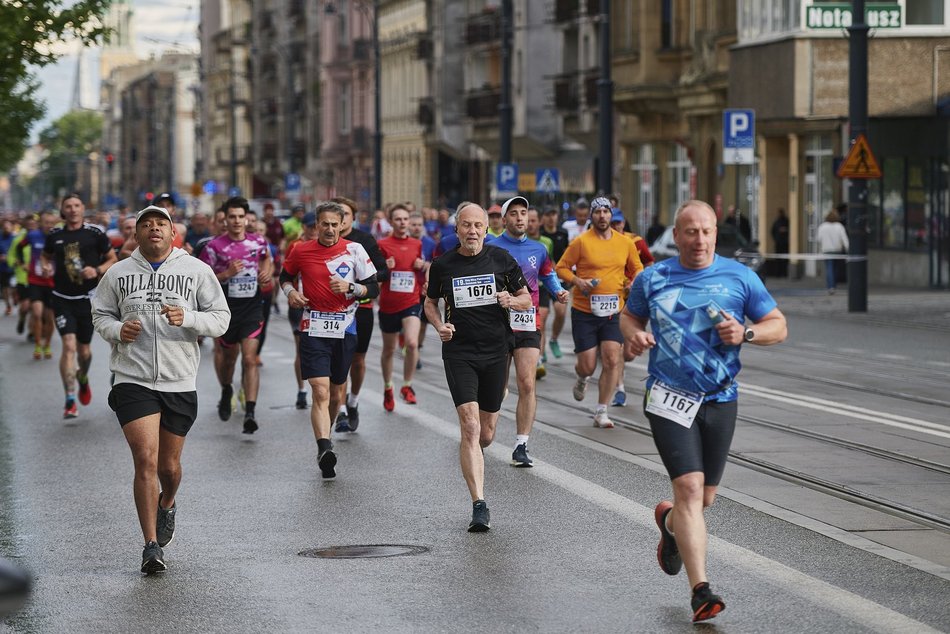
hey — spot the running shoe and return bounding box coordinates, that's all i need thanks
[242,413,258,434]
[237,387,246,412]
[33,346,41,360]
[691,582,725,622]
[77,373,92,406]
[398,333,405,349]
[16,315,25,334]
[335,410,351,433]
[572,376,588,401]
[348,404,360,431]
[511,444,533,468]
[156,495,176,548]
[593,410,614,429]
[536,363,546,380]
[43,346,52,359]
[416,359,422,370]
[63,401,78,419]
[468,500,491,532]
[400,385,417,405]
[141,541,166,575]
[295,391,308,410]
[654,501,682,576]
[383,387,395,412]
[318,448,337,479]
[549,339,563,359]
[611,389,626,407]
[218,385,233,421]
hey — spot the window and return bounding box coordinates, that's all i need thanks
[661,0,674,49]
[632,144,657,234]
[667,144,693,219]
[905,0,945,24]
[338,81,351,133]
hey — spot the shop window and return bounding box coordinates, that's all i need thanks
[882,157,906,248]
[905,0,945,25]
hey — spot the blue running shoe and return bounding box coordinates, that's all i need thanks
[611,390,626,407]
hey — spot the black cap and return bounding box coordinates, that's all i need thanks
[154,193,174,206]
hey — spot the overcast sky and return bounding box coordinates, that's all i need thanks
[31,0,199,141]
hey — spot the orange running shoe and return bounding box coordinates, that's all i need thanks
[383,387,395,412]
[400,385,417,404]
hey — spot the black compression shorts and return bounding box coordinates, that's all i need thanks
[644,396,737,485]
[355,306,374,354]
[443,355,508,412]
[52,295,94,343]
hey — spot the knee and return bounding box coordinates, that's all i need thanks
[459,418,480,444]
[311,383,330,403]
[703,489,717,508]
[157,461,180,483]
[131,451,158,475]
[241,354,257,370]
[672,475,706,505]
[479,427,495,448]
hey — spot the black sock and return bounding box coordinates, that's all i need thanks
[221,384,233,398]
[246,401,256,416]
[317,438,333,453]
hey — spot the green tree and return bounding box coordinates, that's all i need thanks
[37,110,103,196]
[0,0,111,172]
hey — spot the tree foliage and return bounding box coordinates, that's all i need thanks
[37,109,103,196]
[0,0,111,172]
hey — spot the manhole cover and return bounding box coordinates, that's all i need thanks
[299,545,429,559]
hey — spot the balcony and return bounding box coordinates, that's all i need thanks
[353,38,372,62]
[465,11,500,46]
[465,88,501,120]
[414,33,433,60]
[351,127,370,152]
[553,73,579,111]
[554,0,600,23]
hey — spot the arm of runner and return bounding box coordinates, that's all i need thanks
[91,272,128,343]
[620,308,655,356]
[424,296,455,341]
[180,267,231,337]
[257,244,273,286]
[715,307,787,346]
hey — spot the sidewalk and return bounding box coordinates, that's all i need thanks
[764,278,950,330]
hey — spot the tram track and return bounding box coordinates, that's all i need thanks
[535,363,950,533]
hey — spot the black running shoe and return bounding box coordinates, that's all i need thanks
[156,495,176,548]
[511,443,533,468]
[16,315,25,335]
[318,448,337,479]
[218,385,233,421]
[347,404,360,431]
[654,501,682,575]
[468,500,490,532]
[691,582,725,622]
[334,410,351,433]
[295,392,308,410]
[243,413,258,434]
[141,541,166,575]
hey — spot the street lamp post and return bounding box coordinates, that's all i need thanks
[597,0,613,196]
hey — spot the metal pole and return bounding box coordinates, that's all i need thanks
[499,0,513,164]
[229,79,237,192]
[597,0,613,195]
[286,50,295,174]
[847,0,868,312]
[373,0,382,210]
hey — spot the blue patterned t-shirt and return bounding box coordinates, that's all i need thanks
[625,255,777,402]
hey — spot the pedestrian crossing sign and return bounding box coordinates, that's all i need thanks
[535,169,560,193]
[837,134,882,179]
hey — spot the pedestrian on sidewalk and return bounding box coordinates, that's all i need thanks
[817,209,849,294]
[621,199,787,622]
[424,202,531,532]
[92,205,230,575]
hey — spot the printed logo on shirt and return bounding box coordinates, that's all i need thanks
[335,263,351,278]
[528,255,537,269]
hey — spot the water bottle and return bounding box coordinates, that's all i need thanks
[583,278,600,297]
[706,305,724,324]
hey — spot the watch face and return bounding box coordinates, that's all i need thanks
[744,328,754,342]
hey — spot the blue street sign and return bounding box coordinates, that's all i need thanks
[497,163,518,193]
[723,109,755,165]
[535,168,560,193]
[286,173,301,193]
[202,180,217,195]
[228,186,241,197]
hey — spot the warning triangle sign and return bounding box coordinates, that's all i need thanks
[837,134,882,179]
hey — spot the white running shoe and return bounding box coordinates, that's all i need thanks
[593,410,615,428]
[572,376,588,401]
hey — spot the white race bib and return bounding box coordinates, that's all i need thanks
[452,274,496,308]
[390,270,416,294]
[305,310,347,339]
[645,381,703,429]
[228,273,257,298]
[590,293,620,317]
[509,307,536,332]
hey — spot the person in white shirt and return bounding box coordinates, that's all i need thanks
[816,209,849,294]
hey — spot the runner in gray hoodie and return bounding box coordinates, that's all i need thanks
[92,205,230,574]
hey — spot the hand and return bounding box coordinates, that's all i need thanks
[120,319,143,342]
[81,266,98,280]
[628,331,656,356]
[225,259,245,278]
[41,261,53,277]
[555,289,570,304]
[328,276,350,295]
[412,257,425,270]
[257,268,272,287]
[714,310,744,345]
[287,289,310,309]
[495,290,512,309]
[573,278,593,294]
[385,256,396,269]
[160,304,184,327]
[437,322,455,342]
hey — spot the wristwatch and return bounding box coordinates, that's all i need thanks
[348,282,356,294]
[743,327,755,343]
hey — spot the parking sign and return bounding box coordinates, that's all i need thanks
[723,109,755,165]
[496,163,518,194]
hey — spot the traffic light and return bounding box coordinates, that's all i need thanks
[105,153,115,169]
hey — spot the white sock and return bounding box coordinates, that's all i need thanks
[616,383,625,392]
[348,393,359,408]
[339,405,348,415]
[298,389,307,396]
[515,434,529,448]
[595,404,607,414]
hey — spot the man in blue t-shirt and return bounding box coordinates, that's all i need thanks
[621,199,787,623]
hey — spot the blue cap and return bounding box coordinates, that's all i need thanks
[610,207,625,223]
[302,212,317,227]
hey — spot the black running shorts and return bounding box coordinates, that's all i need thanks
[299,331,357,384]
[108,382,198,437]
[219,300,264,346]
[378,304,422,334]
[28,284,52,307]
[52,296,94,343]
[513,329,541,350]
[644,396,738,485]
[355,306,374,354]
[571,307,623,353]
[288,306,304,335]
[443,355,508,412]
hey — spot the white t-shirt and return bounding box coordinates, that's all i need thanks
[817,221,849,253]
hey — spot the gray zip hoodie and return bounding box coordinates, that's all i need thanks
[92,247,231,391]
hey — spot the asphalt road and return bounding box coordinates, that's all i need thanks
[1,287,949,633]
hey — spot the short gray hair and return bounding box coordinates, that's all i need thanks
[315,201,345,221]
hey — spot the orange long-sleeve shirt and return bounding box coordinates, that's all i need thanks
[555,229,643,314]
